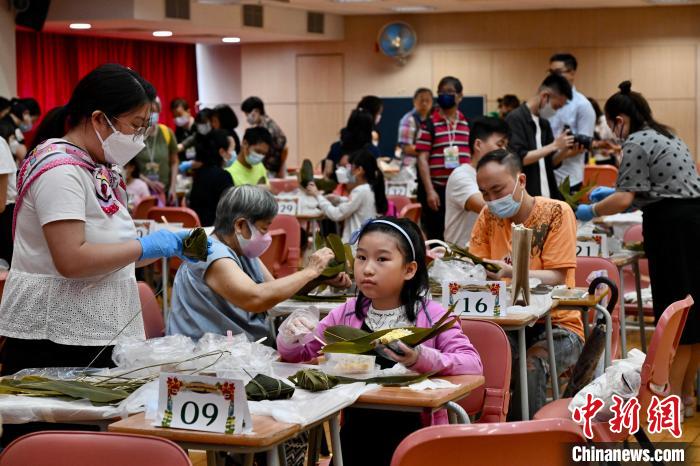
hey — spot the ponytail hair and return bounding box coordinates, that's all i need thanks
[604,80,674,139]
[30,63,156,152]
[350,148,388,215]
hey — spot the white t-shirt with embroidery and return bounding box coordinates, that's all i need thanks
[0,153,144,346]
[365,304,413,331]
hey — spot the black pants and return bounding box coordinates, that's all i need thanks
[417,182,446,240]
[0,338,116,446]
[0,203,14,265]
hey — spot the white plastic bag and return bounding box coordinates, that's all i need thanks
[429,258,487,285]
[569,348,645,421]
[278,306,321,345]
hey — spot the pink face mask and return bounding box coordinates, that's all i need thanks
[237,220,272,258]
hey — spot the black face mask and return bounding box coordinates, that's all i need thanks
[437,93,456,110]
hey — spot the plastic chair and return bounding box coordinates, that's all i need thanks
[138,281,164,339]
[259,229,287,278]
[575,256,622,359]
[132,195,158,220]
[584,165,619,188]
[0,431,192,466]
[458,320,511,423]
[399,203,421,224]
[390,419,586,466]
[269,178,299,195]
[269,214,301,277]
[146,207,201,227]
[388,195,411,215]
[534,295,692,444]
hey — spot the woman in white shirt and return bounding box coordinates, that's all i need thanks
[0,64,207,376]
[0,120,17,265]
[307,148,387,242]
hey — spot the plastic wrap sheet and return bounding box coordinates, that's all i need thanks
[568,349,645,422]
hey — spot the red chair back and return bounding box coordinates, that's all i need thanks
[147,207,201,227]
[259,229,287,278]
[575,256,622,359]
[399,203,421,224]
[390,419,586,466]
[458,320,511,422]
[388,195,411,215]
[269,178,300,195]
[0,431,192,466]
[138,281,164,339]
[637,296,691,411]
[268,214,301,277]
[584,165,619,188]
[132,196,158,220]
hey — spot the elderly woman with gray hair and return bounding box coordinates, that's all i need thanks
[167,185,350,342]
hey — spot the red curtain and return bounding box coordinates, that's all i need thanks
[15,30,198,130]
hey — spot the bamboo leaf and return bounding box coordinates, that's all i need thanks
[245,374,295,401]
[299,159,314,188]
[314,232,325,252]
[182,227,209,261]
[326,234,346,262]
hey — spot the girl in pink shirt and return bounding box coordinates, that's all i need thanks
[277,217,482,464]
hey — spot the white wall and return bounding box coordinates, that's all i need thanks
[0,5,17,98]
[196,44,242,108]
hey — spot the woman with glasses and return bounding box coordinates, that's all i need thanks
[0,64,209,377]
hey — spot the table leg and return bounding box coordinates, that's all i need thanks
[206,451,224,466]
[581,308,589,340]
[595,304,613,369]
[162,257,169,321]
[306,425,321,466]
[329,414,344,466]
[279,444,288,466]
[617,265,627,358]
[545,313,559,401]
[243,454,254,466]
[632,260,646,353]
[445,401,470,424]
[518,327,529,420]
[266,448,281,466]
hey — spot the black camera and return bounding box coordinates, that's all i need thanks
[563,125,592,150]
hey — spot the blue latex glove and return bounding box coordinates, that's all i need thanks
[576,204,596,222]
[179,161,194,174]
[589,187,616,203]
[137,230,212,262]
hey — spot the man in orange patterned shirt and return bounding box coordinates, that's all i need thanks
[469,148,583,420]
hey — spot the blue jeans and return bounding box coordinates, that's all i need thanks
[507,324,583,420]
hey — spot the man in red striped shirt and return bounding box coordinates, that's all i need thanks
[415,76,471,240]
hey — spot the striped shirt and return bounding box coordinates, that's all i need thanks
[415,109,470,185]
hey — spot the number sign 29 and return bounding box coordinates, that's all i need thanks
[276,197,299,216]
[442,281,507,317]
[155,373,252,435]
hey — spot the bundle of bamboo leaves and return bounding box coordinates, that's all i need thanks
[245,374,295,401]
[299,159,337,194]
[558,176,596,210]
[294,233,354,299]
[288,368,434,392]
[182,227,209,261]
[321,308,458,355]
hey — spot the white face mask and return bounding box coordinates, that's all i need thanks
[246,113,258,126]
[174,115,189,127]
[196,123,211,135]
[335,166,350,184]
[246,150,264,166]
[539,96,556,120]
[94,115,145,166]
[225,149,236,167]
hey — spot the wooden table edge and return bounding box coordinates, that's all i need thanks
[108,413,301,449]
[355,374,485,409]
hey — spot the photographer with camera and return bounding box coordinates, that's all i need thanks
[548,53,597,193]
[505,73,576,200]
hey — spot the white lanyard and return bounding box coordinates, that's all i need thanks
[444,114,458,147]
